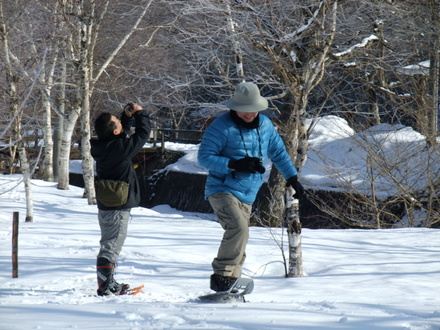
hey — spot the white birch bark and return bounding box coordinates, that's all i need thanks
[40,51,58,182]
[226,0,244,79]
[53,59,67,181]
[78,1,96,203]
[19,147,34,222]
[284,186,304,277]
[0,0,19,174]
[57,109,79,190]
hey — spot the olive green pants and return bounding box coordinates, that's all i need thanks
[208,193,251,278]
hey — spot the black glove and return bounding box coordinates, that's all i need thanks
[228,157,266,174]
[286,175,304,200]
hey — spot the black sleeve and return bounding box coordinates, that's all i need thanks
[122,111,152,159]
[120,111,134,134]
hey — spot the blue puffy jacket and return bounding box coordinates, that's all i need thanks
[198,112,298,204]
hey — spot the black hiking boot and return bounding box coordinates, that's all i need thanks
[96,257,130,296]
[210,274,238,292]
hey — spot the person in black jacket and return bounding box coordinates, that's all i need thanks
[90,102,151,296]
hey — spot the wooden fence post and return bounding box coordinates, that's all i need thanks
[12,212,19,278]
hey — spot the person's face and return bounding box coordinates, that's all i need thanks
[110,115,123,135]
[236,111,259,123]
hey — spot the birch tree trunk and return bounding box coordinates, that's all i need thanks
[40,51,58,182]
[284,186,304,277]
[55,1,99,192]
[226,0,244,80]
[80,88,95,202]
[19,146,34,222]
[78,2,96,203]
[57,110,79,190]
[426,0,440,146]
[53,59,67,181]
[0,0,19,174]
[0,0,49,222]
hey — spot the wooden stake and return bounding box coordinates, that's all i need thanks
[12,212,19,278]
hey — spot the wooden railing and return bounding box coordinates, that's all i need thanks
[148,128,203,151]
[0,128,204,166]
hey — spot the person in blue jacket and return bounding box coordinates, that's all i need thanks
[198,81,304,292]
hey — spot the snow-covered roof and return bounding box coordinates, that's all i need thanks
[397,60,430,76]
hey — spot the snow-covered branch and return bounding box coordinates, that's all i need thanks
[330,34,379,60]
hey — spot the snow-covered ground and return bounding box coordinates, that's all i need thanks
[1,175,439,329]
[1,116,440,329]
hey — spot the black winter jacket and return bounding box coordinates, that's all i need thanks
[91,110,151,210]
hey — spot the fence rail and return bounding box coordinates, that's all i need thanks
[1,128,204,169]
[153,128,203,144]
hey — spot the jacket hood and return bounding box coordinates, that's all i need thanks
[90,133,126,160]
[90,139,108,160]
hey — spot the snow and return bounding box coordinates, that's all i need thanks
[1,176,439,329]
[1,116,440,329]
[332,35,379,58]
[302,116,438,199]
[397,60,430,76]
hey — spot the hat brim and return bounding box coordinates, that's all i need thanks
[224,97,268,112]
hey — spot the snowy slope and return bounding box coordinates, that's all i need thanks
[1,175,439,330]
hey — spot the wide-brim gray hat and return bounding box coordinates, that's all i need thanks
[224,82,268,112]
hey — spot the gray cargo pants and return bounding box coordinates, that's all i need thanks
[97,209,131,263]
[208,193,251,278]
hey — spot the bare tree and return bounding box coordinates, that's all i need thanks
[301,0,440,228]
[0,0,22,175]
[168,0,341,221]
[53,0,153,204]
[1,0,181,200]
[425,0,440,146]
[0,0,47,221]
[250,1,340,223]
